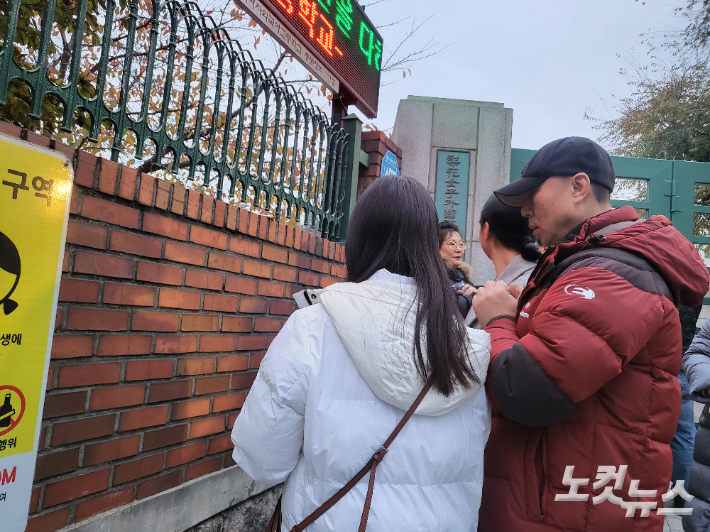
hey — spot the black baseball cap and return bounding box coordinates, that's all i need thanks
[495,137,616,207]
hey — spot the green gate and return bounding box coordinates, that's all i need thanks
[511,149,710,307]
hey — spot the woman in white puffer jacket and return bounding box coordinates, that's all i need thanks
[231,176,491,532]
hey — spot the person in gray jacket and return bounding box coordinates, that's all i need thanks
[466,195,542,328]
[682,317,710,532]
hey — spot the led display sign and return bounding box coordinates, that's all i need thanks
[238,0,383,118]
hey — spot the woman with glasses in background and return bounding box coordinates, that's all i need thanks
[439,221,476,318]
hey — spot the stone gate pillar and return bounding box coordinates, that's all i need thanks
[392,96,513,285]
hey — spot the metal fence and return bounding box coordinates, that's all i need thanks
[0,0,349,239]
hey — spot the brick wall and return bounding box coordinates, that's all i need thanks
[0,124,346,532]
[358,130,403,196]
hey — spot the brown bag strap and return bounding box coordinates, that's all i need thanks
[287,379,434,532]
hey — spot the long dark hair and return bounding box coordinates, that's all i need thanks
[345,176,480,396]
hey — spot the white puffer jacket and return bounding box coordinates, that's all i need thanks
[231,269,491,532]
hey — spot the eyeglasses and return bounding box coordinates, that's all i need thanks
[446,241,467,251]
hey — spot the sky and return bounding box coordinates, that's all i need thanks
[353,0,687,151]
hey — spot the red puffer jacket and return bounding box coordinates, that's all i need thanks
[479,206,710,532]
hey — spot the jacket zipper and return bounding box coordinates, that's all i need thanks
[539,433,548,522]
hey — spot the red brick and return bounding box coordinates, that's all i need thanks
[268,219,278,243]
[165,241,206,266]
[47,366,54,390]
[240,298,268,313]
[58,278,100,303]
[56,307,64,328]
[90,385,145,410]
[98,335,152,356]
[250,352,266,369]
[301,231,309,252]
[136,261,183,286]
[110,230,162,258]
[254,318,281,332]
[143,424,188,450]
[126,359,174,381]
[208,433,233,455]
[258,280,284,297]
[82,196,139,229]
[159,288,201,310]
[273,265,298,283]
[194,376,231,396]
[97,158,119,194]
[34,448,79,480]
[142,212,188,241]
[139,173,156,206]
[236,335,266,351]
[66,220,107,249]
[232,371,256,390]
[293,228,303,250]
[229,237,260,258]
[190,225,227,250]
[75,149,97,187]
[189,417,225,438]
[76,486,134,522]
[177,357,215,376]
[247,212,259,237]
[171,184,187,215]
[311,259,329,274]
[0,118,21,138]
[277,223,287,246]
[237,207,249,234]
[285,284,300,299]
[83,435,141,466]
[226,204,238,230]
[222,317,253,333]
[62,251,70,272]
[43,469,110,507]
[185,269,223,290]
[269,300,294,316]
[213,392,245,413]
[182,314,219,332]
[201,195,215,224]
[155,179,171,210]
[331,264,347,278]
[227,412,239,429]
[171,398,211,420]
[299,271,319,286]
[258,215,268,240]
[309,235,317,254]
[320,276,337,288]
[166,442,206,468]
[187,190,201,219]
[70,186,80,214]
[26,508,70,532]
[214,200,226,228]
[216,355,249,372]
[243,259,271,278]
[132,311,179,332]
[74,250,133,278]
[51,335,94,359]
[207,252,242,273]
[225,275,256,295]
[155,335,197,354]
[118,166,138,201]
[119,405,168,431]
[149,380,192,402]
[288,252,310,269]
[58,362,121,388]
[199,335,235,353]
[103,283,156,306]
[137,470,182,500]
[203,293,239,312]
[43,391,86,418]
[30,486,39,513]
[185,456,222,481]
[114,453,164,484]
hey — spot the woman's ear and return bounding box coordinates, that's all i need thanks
[479,221,489,242]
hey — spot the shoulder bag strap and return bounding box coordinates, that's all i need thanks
[287,379,434,532]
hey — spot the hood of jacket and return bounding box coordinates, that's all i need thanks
[554,206,710,308]
[318,269,490,416]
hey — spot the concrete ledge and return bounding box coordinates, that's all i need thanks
[62,467,269,532]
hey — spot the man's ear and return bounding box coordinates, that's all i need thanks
[571,173,591,205]
[479,221,489,241]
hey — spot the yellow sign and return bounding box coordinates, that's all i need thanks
[0,133,73,531]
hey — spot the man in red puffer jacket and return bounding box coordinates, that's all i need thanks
[473,137,710,532]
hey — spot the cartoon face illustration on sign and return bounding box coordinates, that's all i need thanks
[0,231,20,315]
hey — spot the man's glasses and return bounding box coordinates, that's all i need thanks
[446,241,467,251]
